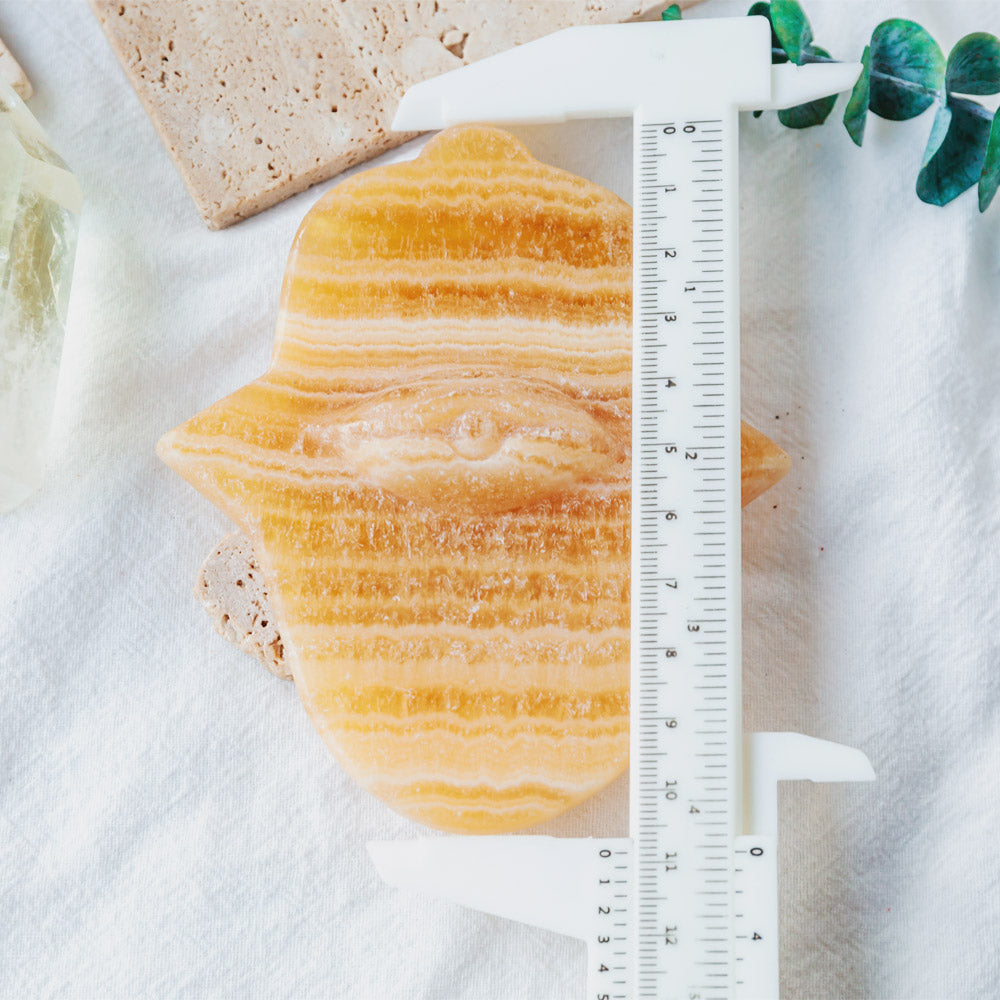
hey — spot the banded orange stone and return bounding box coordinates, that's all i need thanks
[159,126,789,833]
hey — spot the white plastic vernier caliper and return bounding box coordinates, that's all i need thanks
[368,16,872,1000]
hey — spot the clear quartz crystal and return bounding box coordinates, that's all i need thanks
[0,81,81,513]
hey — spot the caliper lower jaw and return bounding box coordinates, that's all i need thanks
[369,733,874,1000]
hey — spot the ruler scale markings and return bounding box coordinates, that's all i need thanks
[631,107,737,1000]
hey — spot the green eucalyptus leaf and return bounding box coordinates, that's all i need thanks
[916,96,992,206]
[661,4,683,21]
[946,32,1000,95]
[843,44,872,146]
[869,19,945,121]
[770,0,812,65]
[747,1,789,64]
[921,102,952,166]
[978,111,1000,210]
[778,94,838,128]
[777,46,837,127]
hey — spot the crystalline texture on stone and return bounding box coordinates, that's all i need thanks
[0,80,80,513]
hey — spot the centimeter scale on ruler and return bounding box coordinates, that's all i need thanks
[630,110,742,1000]
[370,16,873,1000]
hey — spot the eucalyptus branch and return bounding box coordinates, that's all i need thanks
[665,1,1000,211]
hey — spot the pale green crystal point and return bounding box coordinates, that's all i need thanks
[0,81,81,513]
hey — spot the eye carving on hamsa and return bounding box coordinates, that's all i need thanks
[333,373,622,515]
[159,125,790,833]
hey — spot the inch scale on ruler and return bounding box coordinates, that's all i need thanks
[369,17,873,1000]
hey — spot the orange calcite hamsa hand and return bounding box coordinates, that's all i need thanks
[159,126,788,833]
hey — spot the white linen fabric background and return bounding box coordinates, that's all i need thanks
[2,1,999,997]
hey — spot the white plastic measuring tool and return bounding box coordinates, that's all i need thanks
[370,16,872,1000]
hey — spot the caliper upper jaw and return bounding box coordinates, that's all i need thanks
[391,17,860,133]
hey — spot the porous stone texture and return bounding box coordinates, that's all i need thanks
[90,1,689,229]
[196,532,289,679]
[0,83,80,512]
[0,35,31,100]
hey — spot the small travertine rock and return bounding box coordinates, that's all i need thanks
[90,0,694,229]
[0,35,31,100]
[0,82,80,513]
[196,533,288,679]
